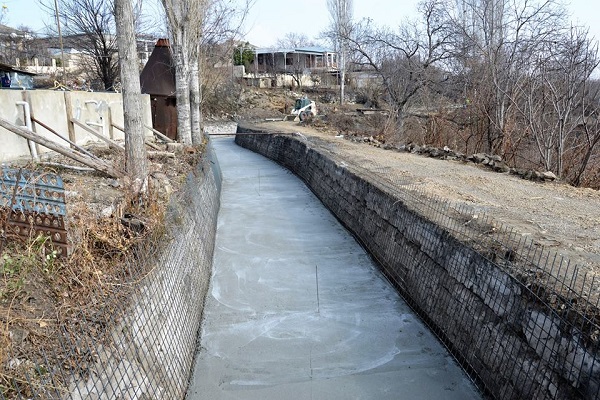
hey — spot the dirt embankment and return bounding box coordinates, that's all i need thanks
[241,120,600,275]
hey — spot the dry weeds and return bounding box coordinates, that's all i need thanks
[0,140,203,398]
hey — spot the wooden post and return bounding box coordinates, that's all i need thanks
[71,118,125,152]
[143,124,175,143]
[0,117,124,178]
[63,91,76,145]
[106,104,115,140]
[114,122,162,150]
[30,116,97,159]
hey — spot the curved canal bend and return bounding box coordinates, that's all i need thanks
[186,137,481,400]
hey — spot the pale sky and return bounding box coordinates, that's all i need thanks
[1,0,599,48]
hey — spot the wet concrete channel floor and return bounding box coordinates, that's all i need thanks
[186,137,481,400]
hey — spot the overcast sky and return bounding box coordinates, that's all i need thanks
[2,0,600,48]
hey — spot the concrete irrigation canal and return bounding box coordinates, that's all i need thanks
[186,137,480,399]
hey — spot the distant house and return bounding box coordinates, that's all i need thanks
[0,26,157,90]
[0,24,36,66]
[251,46,337,74]
[246,46,338,88]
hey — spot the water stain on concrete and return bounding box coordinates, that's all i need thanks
[186,137,481,400]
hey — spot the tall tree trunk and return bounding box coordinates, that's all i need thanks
[190,55,203,144]
[173,29,192,144]
[114,0,147,191]
[340,47,345,105]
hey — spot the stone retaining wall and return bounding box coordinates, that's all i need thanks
[235,132,599,400]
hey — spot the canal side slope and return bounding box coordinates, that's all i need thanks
[240,121,600,273]
[235,128,600,400]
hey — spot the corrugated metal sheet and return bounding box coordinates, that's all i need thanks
[0,168,68,256]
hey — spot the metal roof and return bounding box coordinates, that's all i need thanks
[255,46,335,55]
[139,39,176,97]
[0,62,36,76]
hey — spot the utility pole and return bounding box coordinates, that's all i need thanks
[53,0,66,84]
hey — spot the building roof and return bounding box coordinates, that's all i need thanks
[0,62,36,76]
[255,46,335,55]
[0,24,34,40]
[139,39,176,97]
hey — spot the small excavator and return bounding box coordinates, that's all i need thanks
[286,96,317,122]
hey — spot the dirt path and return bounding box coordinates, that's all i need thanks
[241,120,600,275]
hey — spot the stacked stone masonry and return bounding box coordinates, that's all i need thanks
[235,132,600,400]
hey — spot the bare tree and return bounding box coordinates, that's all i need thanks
[347,0,453,134]
[448,0,566,154]
[41,0,119,90]
[160,0,207,144]
[114,0,147,190]
[161,0,252,144]
[275,32,319,48]
[327,0,353,104]
[197,0,252,117]
[0,24,38,66]
[195,0,252,140]
[573,97,600,186]
[517,26,600,179]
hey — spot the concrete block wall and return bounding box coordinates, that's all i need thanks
[0,90,152,161]
[235,132,599,400]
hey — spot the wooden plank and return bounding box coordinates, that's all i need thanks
[111,122,125,132]
[63,91,76,145]
[71,118,125,152]
[115,122,175,144]
[113,122,163,150]
[144,124,175,143]
[0,117,124,178]
[145,141,161,150]
[30,117,97,159]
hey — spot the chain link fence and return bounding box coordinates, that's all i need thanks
[1,142,221,399]
[236,131,600,400]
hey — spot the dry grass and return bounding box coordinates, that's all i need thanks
[0,141,203,398]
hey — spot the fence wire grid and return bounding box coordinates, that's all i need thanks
[1,143,221,399]
[3,127,599,399]
[329,137,599,399]
[236,131,600,400]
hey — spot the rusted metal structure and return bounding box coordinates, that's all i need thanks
[140,39,177,140]
[0,168,68,256]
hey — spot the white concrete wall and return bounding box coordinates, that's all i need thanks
[244,73,320,88]
[0,90,33,160]
[0,90,152,162]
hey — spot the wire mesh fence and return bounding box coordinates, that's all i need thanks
[5,127,598,399]
[380,178,600,399]
[236,131,600,400]
[0,144,221,399]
